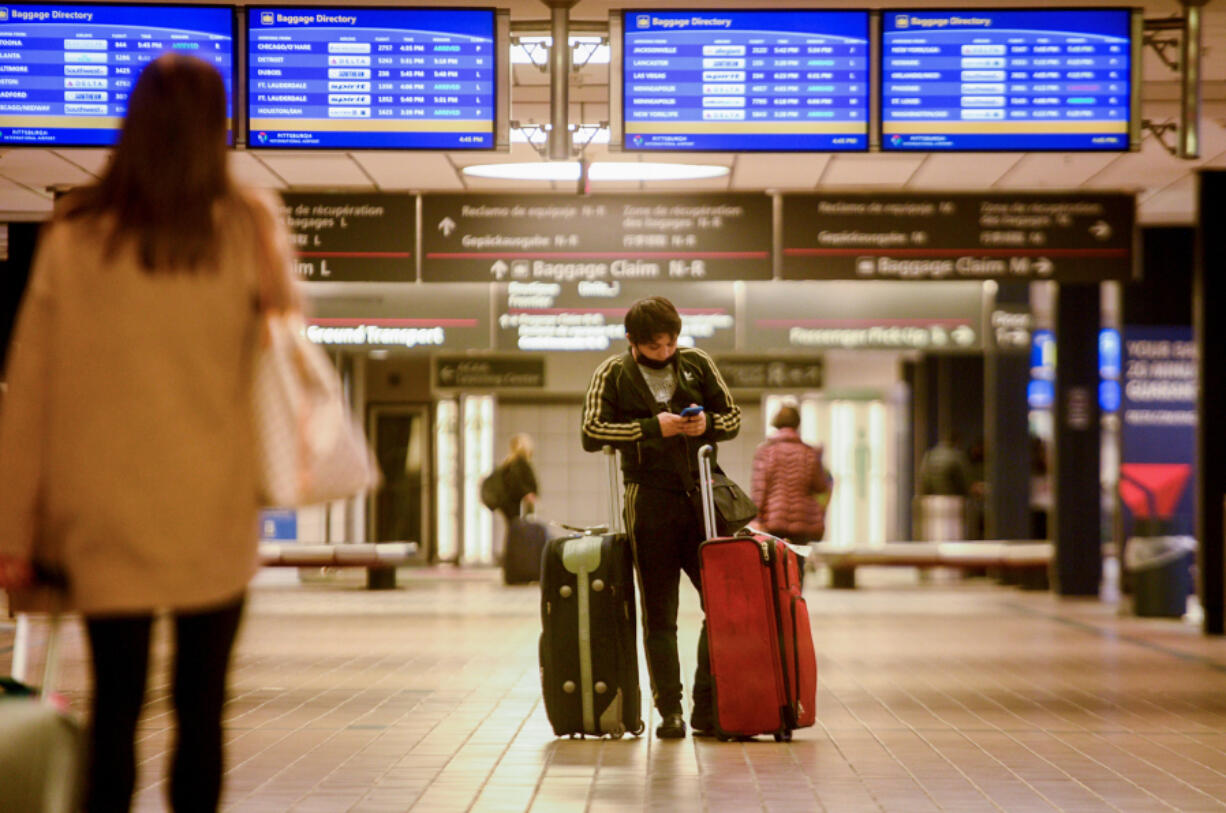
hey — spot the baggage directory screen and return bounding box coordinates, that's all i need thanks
[622,10,869,151]
[247,7,495,149]
[0,3,234,146]
[882,9,1134,151]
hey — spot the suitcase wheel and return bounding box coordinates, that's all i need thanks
[774,731,793,743]
[632,721,646,736]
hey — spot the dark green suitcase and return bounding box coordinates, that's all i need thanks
[538,448,643,738]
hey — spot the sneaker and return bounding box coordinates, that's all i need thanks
[656,712,686,739]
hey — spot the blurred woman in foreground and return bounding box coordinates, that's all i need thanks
[0,53,297,812]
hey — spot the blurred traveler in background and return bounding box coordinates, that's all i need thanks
[495,433,539,523]
[0,54,298,813]
[751,405,833,587]
[917,432,973,541]
[1030,434,1052,540]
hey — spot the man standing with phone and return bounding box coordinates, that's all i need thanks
[581,296,742,738]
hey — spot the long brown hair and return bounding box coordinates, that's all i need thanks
[59,53,233,271]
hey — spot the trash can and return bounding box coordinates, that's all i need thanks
[1123,536,1195,618]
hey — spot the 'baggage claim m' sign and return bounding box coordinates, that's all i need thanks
[781,192,1135,283]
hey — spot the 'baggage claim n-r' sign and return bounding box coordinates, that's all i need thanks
[420,193,772,283]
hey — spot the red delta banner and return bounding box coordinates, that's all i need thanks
[1120,326,1197,536]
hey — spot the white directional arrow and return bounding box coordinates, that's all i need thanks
[490,260,508,279]
[952,325,976,346]
[438,217,457,237]
[1089,220,1112,241]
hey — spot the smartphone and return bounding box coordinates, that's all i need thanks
[680,405,704,417]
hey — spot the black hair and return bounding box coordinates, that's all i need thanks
[624,296,682,345]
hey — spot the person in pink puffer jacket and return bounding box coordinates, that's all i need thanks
[751,406,833,586]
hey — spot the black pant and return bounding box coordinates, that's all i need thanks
[84,594,245,813]
[624,482,711,718]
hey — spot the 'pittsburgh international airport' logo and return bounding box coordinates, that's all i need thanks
[890,133,902,147]
[256,131,269,144]
[0,9,10,22]
[260,11,275,26]
[631,134,644,147]
[635,14,650,29]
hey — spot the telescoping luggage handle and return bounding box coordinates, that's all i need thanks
[698,444,718,541]
[604,445,623,534]
[699,445,777,562]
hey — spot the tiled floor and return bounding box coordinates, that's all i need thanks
[6,566,1226,812]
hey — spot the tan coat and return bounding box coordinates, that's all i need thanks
[0,190,293,615]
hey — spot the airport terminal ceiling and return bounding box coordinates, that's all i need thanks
[0,0,1221,223]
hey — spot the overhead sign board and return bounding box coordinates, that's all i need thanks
[495,280,736,352]
[421,194,772,283]
[306,283,490,351]
[743,280,983,352]
[781,192,1134,282]
[281,192,416,282]
[714,357,824,389]
[435,357,545,388]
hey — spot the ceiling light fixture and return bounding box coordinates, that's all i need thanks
[461,162,729,182]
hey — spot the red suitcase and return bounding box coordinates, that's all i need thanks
[696,445,818,741]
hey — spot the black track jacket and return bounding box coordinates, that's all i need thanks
[581,347,741,490]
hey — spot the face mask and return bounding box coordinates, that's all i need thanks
[636,352,674,370]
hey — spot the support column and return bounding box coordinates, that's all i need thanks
[545,0,577,161]
[1196,170,1226,633]
[1053,283,1102,595]
[985,283,1032,540]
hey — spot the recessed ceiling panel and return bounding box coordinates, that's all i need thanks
[351,153,465,190]
[0,178,53,215]
[993,152,1120,188]
[229,153,286,189]
[731,154,827,189]
[906,153,1024,189]
[820,154,925,186]
[0,149,94,188]
[256,153,374,188]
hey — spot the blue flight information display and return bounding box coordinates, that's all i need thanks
[0,3,234,146]
[247,7,494,149]
[882,9,1133,151]
[622,10,869,151]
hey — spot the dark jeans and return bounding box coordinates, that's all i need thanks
[84,593,245,813]
[624,482,712,719]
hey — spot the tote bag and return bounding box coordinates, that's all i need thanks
[253,313,379,507]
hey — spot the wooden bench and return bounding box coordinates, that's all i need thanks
[258,542,419,589]
[809,541,1052,590]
